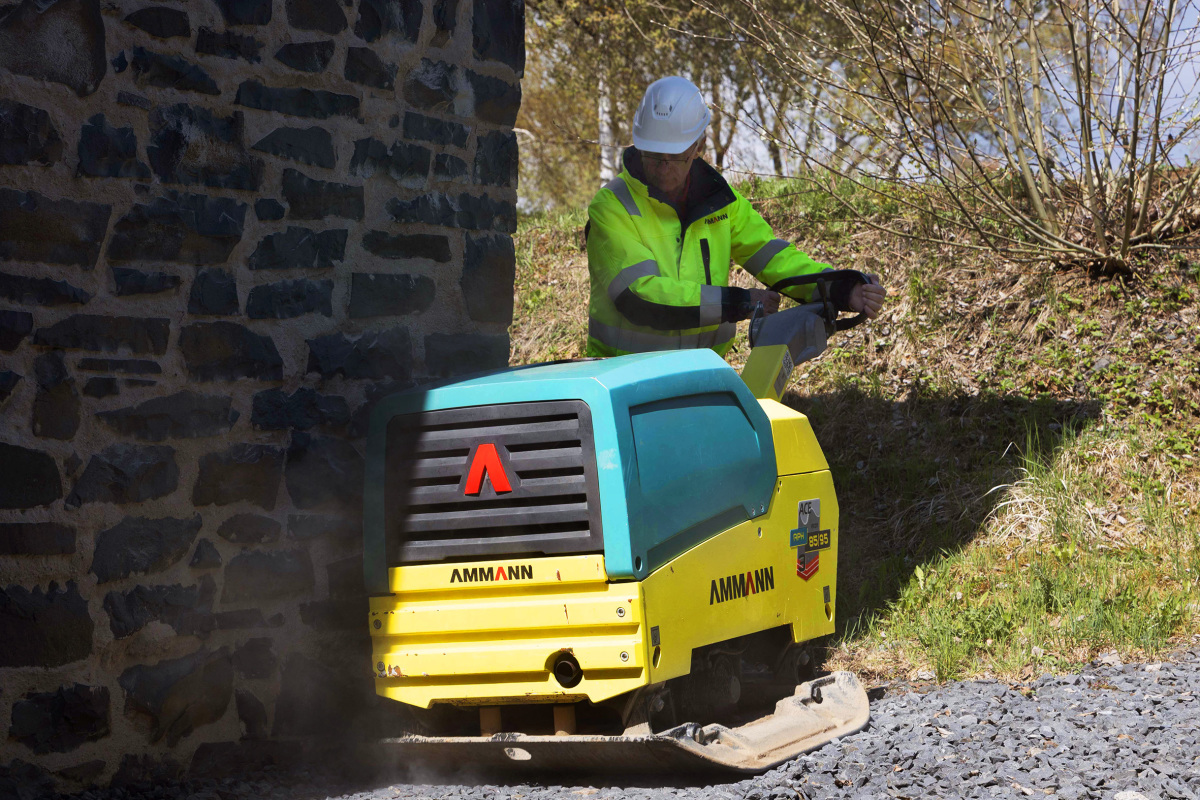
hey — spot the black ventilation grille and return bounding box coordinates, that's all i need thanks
[384,400,603,564]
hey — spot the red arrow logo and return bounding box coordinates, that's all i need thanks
[797,552,819,581]
[464,443,513,495]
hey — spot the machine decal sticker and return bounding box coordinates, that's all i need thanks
[789,499,829,550]
[774,350,794,397]
[450,564,534,583]
[463,443,513,495]
[709,566,775,605]
[798,552,819,580]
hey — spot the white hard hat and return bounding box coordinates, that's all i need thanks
[632,76,711,155]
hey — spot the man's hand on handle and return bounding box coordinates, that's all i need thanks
[849,274,886,319]
[746,289,781,315]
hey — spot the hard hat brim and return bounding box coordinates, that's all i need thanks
[632,133,695,155]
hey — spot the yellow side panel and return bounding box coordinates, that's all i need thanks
[370,555,647,708]
[641,471,838,685]
[759,399,828,475]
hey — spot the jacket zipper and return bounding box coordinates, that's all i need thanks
[700,238,712,284]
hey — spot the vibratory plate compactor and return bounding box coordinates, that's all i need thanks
[363,272,873,773]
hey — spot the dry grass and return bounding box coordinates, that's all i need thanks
[511,177,1200,681]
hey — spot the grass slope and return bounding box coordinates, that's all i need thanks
[511,178,1200,682]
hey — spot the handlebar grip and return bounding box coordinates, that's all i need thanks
[767,269,870,294]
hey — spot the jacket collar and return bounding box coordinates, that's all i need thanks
[621,147,737,229]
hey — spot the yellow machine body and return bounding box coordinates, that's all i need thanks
[370,400,838,709]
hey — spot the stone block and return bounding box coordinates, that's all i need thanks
[104,578,215,638]
[119,648,233,745]
[180,321,283,381]
[0,371,21,405]
[83,377,118,398]
[362,230,452,262]
[8,685,110,754]
[112,267,182,296]
[235,690,268,739]
[0,272,91,307]
[254,198,286,221]
[192,443,284,508]
[349,137,430,186]
[0,309,33,350]
[306,328,412,380]
[462,233,516,325]
[431,0,457,45]
[386,191,516,232]
[54,760,106,785]
[232,637,276,678]
[252,387,349,431]
[0,582,93,667]
[78,358,161,374]
[222,549,315,602]
[282,168,364,220]
[117,91,152,110]
[287,0,345,33]
[425,333,510,377]
[246,278,332,319]
[273,40,335,72]
[90,514,201,583]
[0,443,62,509]
[285,432,364,511]
[216,513,280,544]
[434,152,468,181]
[349,272,435,318]
[252,126,335,168]
[211,0,272,25]
[33,314,170,355]
[473,0,524,75]
[248,226,347,270]
[130,48,219,95]
[148,104,264,191]
[195,28,262,62]
[235,81,359,119]
[0,0,107,96]
[0,100,63,166]
[403,111,469,148]
[355,0,421,43]
[404,58,458,109]
[345,47,396,90]
[0,761,56,798]
[97,391,239,441]
[124,7,190,38]
[32,351,80,440]
[287,514,358,540]
[273,655,366,737]
[190,539,221,569]
[0,522,75,555]
[0,188,111,268]
[466,69,522,127]
[107,191,246,265]
[67,444,179,507]
[474,130,518,187]
[188,269,240,315]
[327,555,365,598]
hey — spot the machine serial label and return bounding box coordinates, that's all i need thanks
[709,566,775,605]
[450,564,534,583]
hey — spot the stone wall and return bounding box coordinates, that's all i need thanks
[0,0,521,789]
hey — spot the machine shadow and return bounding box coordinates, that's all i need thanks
[782,385,1101,659]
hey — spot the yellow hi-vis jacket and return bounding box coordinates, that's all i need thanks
[586,149,834,357]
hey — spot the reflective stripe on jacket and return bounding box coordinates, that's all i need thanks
[585,148,831,358]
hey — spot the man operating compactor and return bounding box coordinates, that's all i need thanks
[585,76,886,357]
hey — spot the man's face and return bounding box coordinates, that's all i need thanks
[641,136,704,197]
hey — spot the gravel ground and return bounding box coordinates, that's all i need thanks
[36,647,1200,800]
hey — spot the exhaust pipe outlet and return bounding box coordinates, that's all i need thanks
[552,653,582,688]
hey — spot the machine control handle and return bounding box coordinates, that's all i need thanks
[768,269,871,332]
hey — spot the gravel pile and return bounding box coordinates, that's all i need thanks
[38,648,1200,800]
